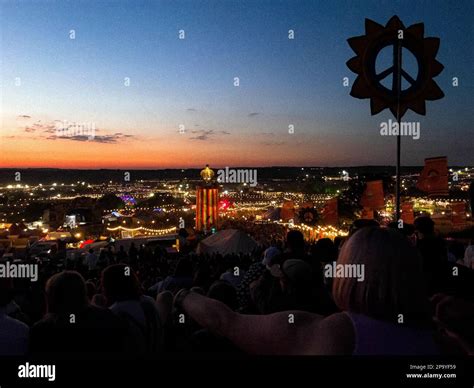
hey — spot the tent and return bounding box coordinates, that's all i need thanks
[197,229,257,255]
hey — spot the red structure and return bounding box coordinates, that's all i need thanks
[321,197,338,226]
[360,180,385,210]
[401,202,415,224]
[451,202,467,227]
[195,165,219,231]
[417,156,449,197]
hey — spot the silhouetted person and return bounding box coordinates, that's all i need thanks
[0,278,29,356]
[29,271,127,355]
[309,238,338,289]
[106,246,115,264]
[152,258,194,294]
[128,242,138,266]
[349,219,379,236]
[414,216,448,296]
[101,264,163,354]
[190,281,241,353]
[116,245,128,262]
[283,230,306,261]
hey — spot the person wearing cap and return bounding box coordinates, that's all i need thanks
[236,247,279,313]
[248,247,284,314]
[261,246,282,274]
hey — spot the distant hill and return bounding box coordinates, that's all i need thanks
[0,166,438,185]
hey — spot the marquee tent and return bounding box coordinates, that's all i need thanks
[197,229,257,255]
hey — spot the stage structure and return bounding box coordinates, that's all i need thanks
[195,165,219,232]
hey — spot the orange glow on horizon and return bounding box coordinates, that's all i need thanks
[0,137,314,169]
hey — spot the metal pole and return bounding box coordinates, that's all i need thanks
[393,39,402,221]
[396,121,401,221]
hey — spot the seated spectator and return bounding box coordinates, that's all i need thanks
[447,241,465,264]
[207,281,238,311]
[151,258,194,294]
[220,261,246,289]
[387,221,415,242]
[101,264,163,353]
[310,238,337,265]
[283,230,306,261]
[29,271,127,355]
[432,294,474,354]
[85,249,98,274]
[414,216,449,295]
[190,281,241,353]
[85,280,96,302]
[251,258,336,315]
[249,247,284,313]
[349,219,379,236]
[193,263,213,291]
[280,259,337,315]
[309,238,338,289]
[237,247,279,313]
[0,278,29,356]
[116,245,128,262]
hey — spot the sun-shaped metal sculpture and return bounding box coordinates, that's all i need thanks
[347,16,444,119]
[299,206,318,225]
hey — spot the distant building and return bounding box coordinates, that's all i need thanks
[64,208,94,228]
[42,205,67,229]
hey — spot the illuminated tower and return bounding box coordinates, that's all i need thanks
[196,165,219,232]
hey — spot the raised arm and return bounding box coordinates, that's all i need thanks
[180,291,324,355]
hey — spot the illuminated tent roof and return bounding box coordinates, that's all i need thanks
[197,229,257,255]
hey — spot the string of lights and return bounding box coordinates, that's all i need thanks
[106,225,177,234]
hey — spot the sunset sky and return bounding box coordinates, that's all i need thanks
[0,0,472,169]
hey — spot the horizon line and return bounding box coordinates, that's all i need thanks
[1,164,473,171]
[0,164,436,170]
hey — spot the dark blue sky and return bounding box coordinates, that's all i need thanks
[1,0,472,168]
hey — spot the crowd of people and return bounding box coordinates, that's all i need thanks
[1,216,473,357]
